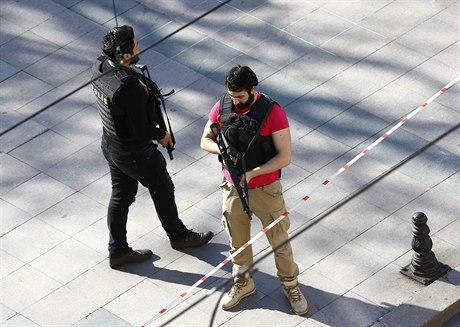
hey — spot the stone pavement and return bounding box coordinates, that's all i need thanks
[1,0,459,326]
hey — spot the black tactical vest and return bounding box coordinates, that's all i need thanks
[220,93,277,173]
[91,56,159,143]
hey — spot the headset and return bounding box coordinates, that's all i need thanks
[111,27,123,64]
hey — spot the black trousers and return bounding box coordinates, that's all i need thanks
[101,136,188,257]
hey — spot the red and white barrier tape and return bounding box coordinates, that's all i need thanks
[142,75,459,326]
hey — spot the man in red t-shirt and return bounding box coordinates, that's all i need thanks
[200,65,308,315]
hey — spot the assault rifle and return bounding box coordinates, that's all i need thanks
[211,123,252,220]
[135,64,176,160]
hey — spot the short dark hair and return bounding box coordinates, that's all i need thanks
[225,65,258,92]
[102,25,135,62]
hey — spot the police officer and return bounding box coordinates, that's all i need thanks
[91,25,213,269]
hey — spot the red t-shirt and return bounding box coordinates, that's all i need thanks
[209,93,289,188]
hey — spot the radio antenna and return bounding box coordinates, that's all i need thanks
[112,0,119,27]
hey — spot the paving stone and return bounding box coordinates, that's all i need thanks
[245,29,316,70]
[103,3,172,40]
[290,222,349,269]
[0,16,29,45]
[291,130,351,173]
[357,81,428,124]
[30,238,105,284]
[0,60,18,82]
[3,174,75,217]
[144,20,206,59]
[51,0,80,8]
[69,0,139,24]
[0,303,16,323]
[46,149,107,191]
[320,0,392,22]
[360,1,445,40]
[1,0,65,31]
[65,25,107,63]
[51,105,101,147]
[378,278,460,327]
[355,170,430,214]
[354,262,425,308]
[34,192,106,236]
[431,236,460,269]
[260,67,316,107]
[31,9,100,47]
[0,200,31,237]
[318,104,390,148]
[359,41,429,84]
[173,37,242,77]
[74,308,132,327]
[251,1,317,29]
[120,190,162,232]
[0,153,39,195]
[317,59,396,105]
[174,159,223,205]
[432,170,459,202]
[0,31,61,71]
[284,172,349,221]
[397,143,459,188]
[222,294,306,326]
[310,290,388,327]
[395,5,459,59]
[24,47,91,87]
[318,197,390,242]
[209,13,281,54]
[394,58,458,107]
[73,217,108,256]
[282,46,352,88]
[434,218,459,249]
[0,217,69,262]
[316,148,393,195]
[432,41,460,71]
[9,130,81,171]
[285,88,353,130]
[0,71,53,112]
[311,241,389,290]
[0,117,48,154]
[165,0,242,36]
[150,58,206,96]
[68,261,145,308]
[292,269,350,316]
[285,8,353,47]
[354,215,412,262]
[21,286,99,327]
[207,54,278,86]
[0,264,61,312]
[366,127,429,168]
[79,173,111,206]
[402,103,460,141]
[1,314,40,327]
[168,76,226,117]
[0,249,24,279]
[322,25,389,64]
[102,279,185,326]
[174,117,208,160]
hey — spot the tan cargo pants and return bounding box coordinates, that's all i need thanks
[220,179,299,287]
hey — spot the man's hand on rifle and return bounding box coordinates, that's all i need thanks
[158,132,173,148]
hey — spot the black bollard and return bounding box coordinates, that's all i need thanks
[401,212,451,285]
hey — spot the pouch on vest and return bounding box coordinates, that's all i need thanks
[220,93,277,174]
